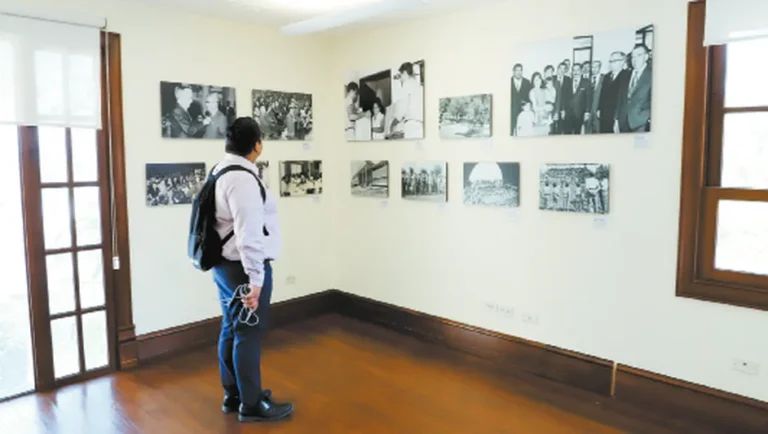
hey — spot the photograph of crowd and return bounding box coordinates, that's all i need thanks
[439,94,492,139]
[401,162,447,203]
[539,163,609,214]
[145,163,206,207]
[255,161,270,189]
[252,90,313,141]
[344,60,425,141]
[279,160,323,197]
[160,81,236,139]
[351,161,389,198]
[510,24,653,137]
[463,162,520,207]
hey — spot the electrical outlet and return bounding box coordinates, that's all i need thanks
[285,276,296,285]
[732,359,760,376]
[522,313,539,325]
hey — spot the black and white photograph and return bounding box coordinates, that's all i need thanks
[351,161,389,198]
[510,25,653,137]
[160,81,237,139]
[463,162,520,207]
[145,163,206,207]
[279,160,323,197]
[439,94,492,139]
[539,164,609,214]
[401,162,447,203]
[255,161,270,189]
[344,60,425,141]
[252,90,313,141]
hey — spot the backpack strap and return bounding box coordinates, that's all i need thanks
[214,164,270,246]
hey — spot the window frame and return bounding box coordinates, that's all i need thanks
[676,1,768,311]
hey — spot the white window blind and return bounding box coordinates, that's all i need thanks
[0,14,102,129]
[704,0,768,46]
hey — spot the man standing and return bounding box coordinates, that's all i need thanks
[617,44,652,132]
[553,62,572,135]
[587,60,603,134]
[598,51,629,133]
[203,92,228,139]
[510,63,532,135]
[566,63,591,135]
[212,117,293,423]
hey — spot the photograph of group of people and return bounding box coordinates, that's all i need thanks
[279,160,323,197]
[252,90,313,141]
[344,60,425,141]
[539,164,609,214]
[145,163,206,207]
[463,162,520,207]
[160,82,236,139]
[401,162,447,202]
[439,94,492,139]
[510,24,653,137]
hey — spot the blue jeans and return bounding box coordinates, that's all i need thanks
[212,260,273,407]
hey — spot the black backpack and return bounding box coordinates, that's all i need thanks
[188,164,269,272]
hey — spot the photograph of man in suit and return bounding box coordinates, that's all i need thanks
[616,44,652,132]
[510,63,532,135]
[565,63,592,135]
[598,51,630,134]
[587,60,603,134]
[553,62,572,135]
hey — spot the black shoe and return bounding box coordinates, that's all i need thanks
[222,394,240,413]
[238,390,293,423]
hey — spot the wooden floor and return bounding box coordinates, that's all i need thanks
[0,315,686,433]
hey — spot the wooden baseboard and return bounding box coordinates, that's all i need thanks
[615,365,768,433]
[336,292,613,396]
[117,325,137,369]
[134,289,338,365]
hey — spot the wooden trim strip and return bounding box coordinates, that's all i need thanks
[723,106,768,114]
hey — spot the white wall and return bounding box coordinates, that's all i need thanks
[7,0,338,335]
[329,0,768,402]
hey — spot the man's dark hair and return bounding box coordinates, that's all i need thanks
[225,117,262,156]
[399,62,413,76]
[346,82,359,93]
[513,63,523,71]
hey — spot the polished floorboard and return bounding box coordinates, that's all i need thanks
[1,314,686,433]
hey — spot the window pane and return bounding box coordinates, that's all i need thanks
[82,310,108,370]
[50,317,80,379]
[38,126,67,184]
[46,253,76,315]
[78,250,105,309]
[71,128,98,182]
[0,125,35,399]
[715,200,768,276]
[721,113,768,189]
[0,40,17,123]
[41,187,71,250]
[74,187,101,246]
[725,37,768,108]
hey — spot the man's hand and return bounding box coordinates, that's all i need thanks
[243,285,261,310]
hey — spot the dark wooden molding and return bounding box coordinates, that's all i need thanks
[135,290,339,365]
[615,365,768,433]
[336,292,613,396]
[118,325,137,370]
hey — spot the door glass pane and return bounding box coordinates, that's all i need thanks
[50,317,80,379]
[78,250,105,309]
[82,311,108,370]
[74,187,102,246]
[38,127,67,184]
[0,125,35,399]
[46,253,76,315]
[715,200,768,276]
[41,187,72,250]
[721,113,768,189]
[71,128,98,182]
[725,37,768,108]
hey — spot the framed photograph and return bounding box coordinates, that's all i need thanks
[255,161,270,189]
[539,163,610,214]
[510,24,653,137]
[279,160,323,197]
[252,90,313,140]
[401,162,447,203]
[160,81,236,139]
[439,94,492,139]
[463,162,520,207]
[344,60,425,141]
[145,163,206,207]
[351,161,389,198]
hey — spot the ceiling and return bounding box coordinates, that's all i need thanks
[137,0,502,34]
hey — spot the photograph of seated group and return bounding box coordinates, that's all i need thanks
[344,60,425,141]
[510,24,653,137]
